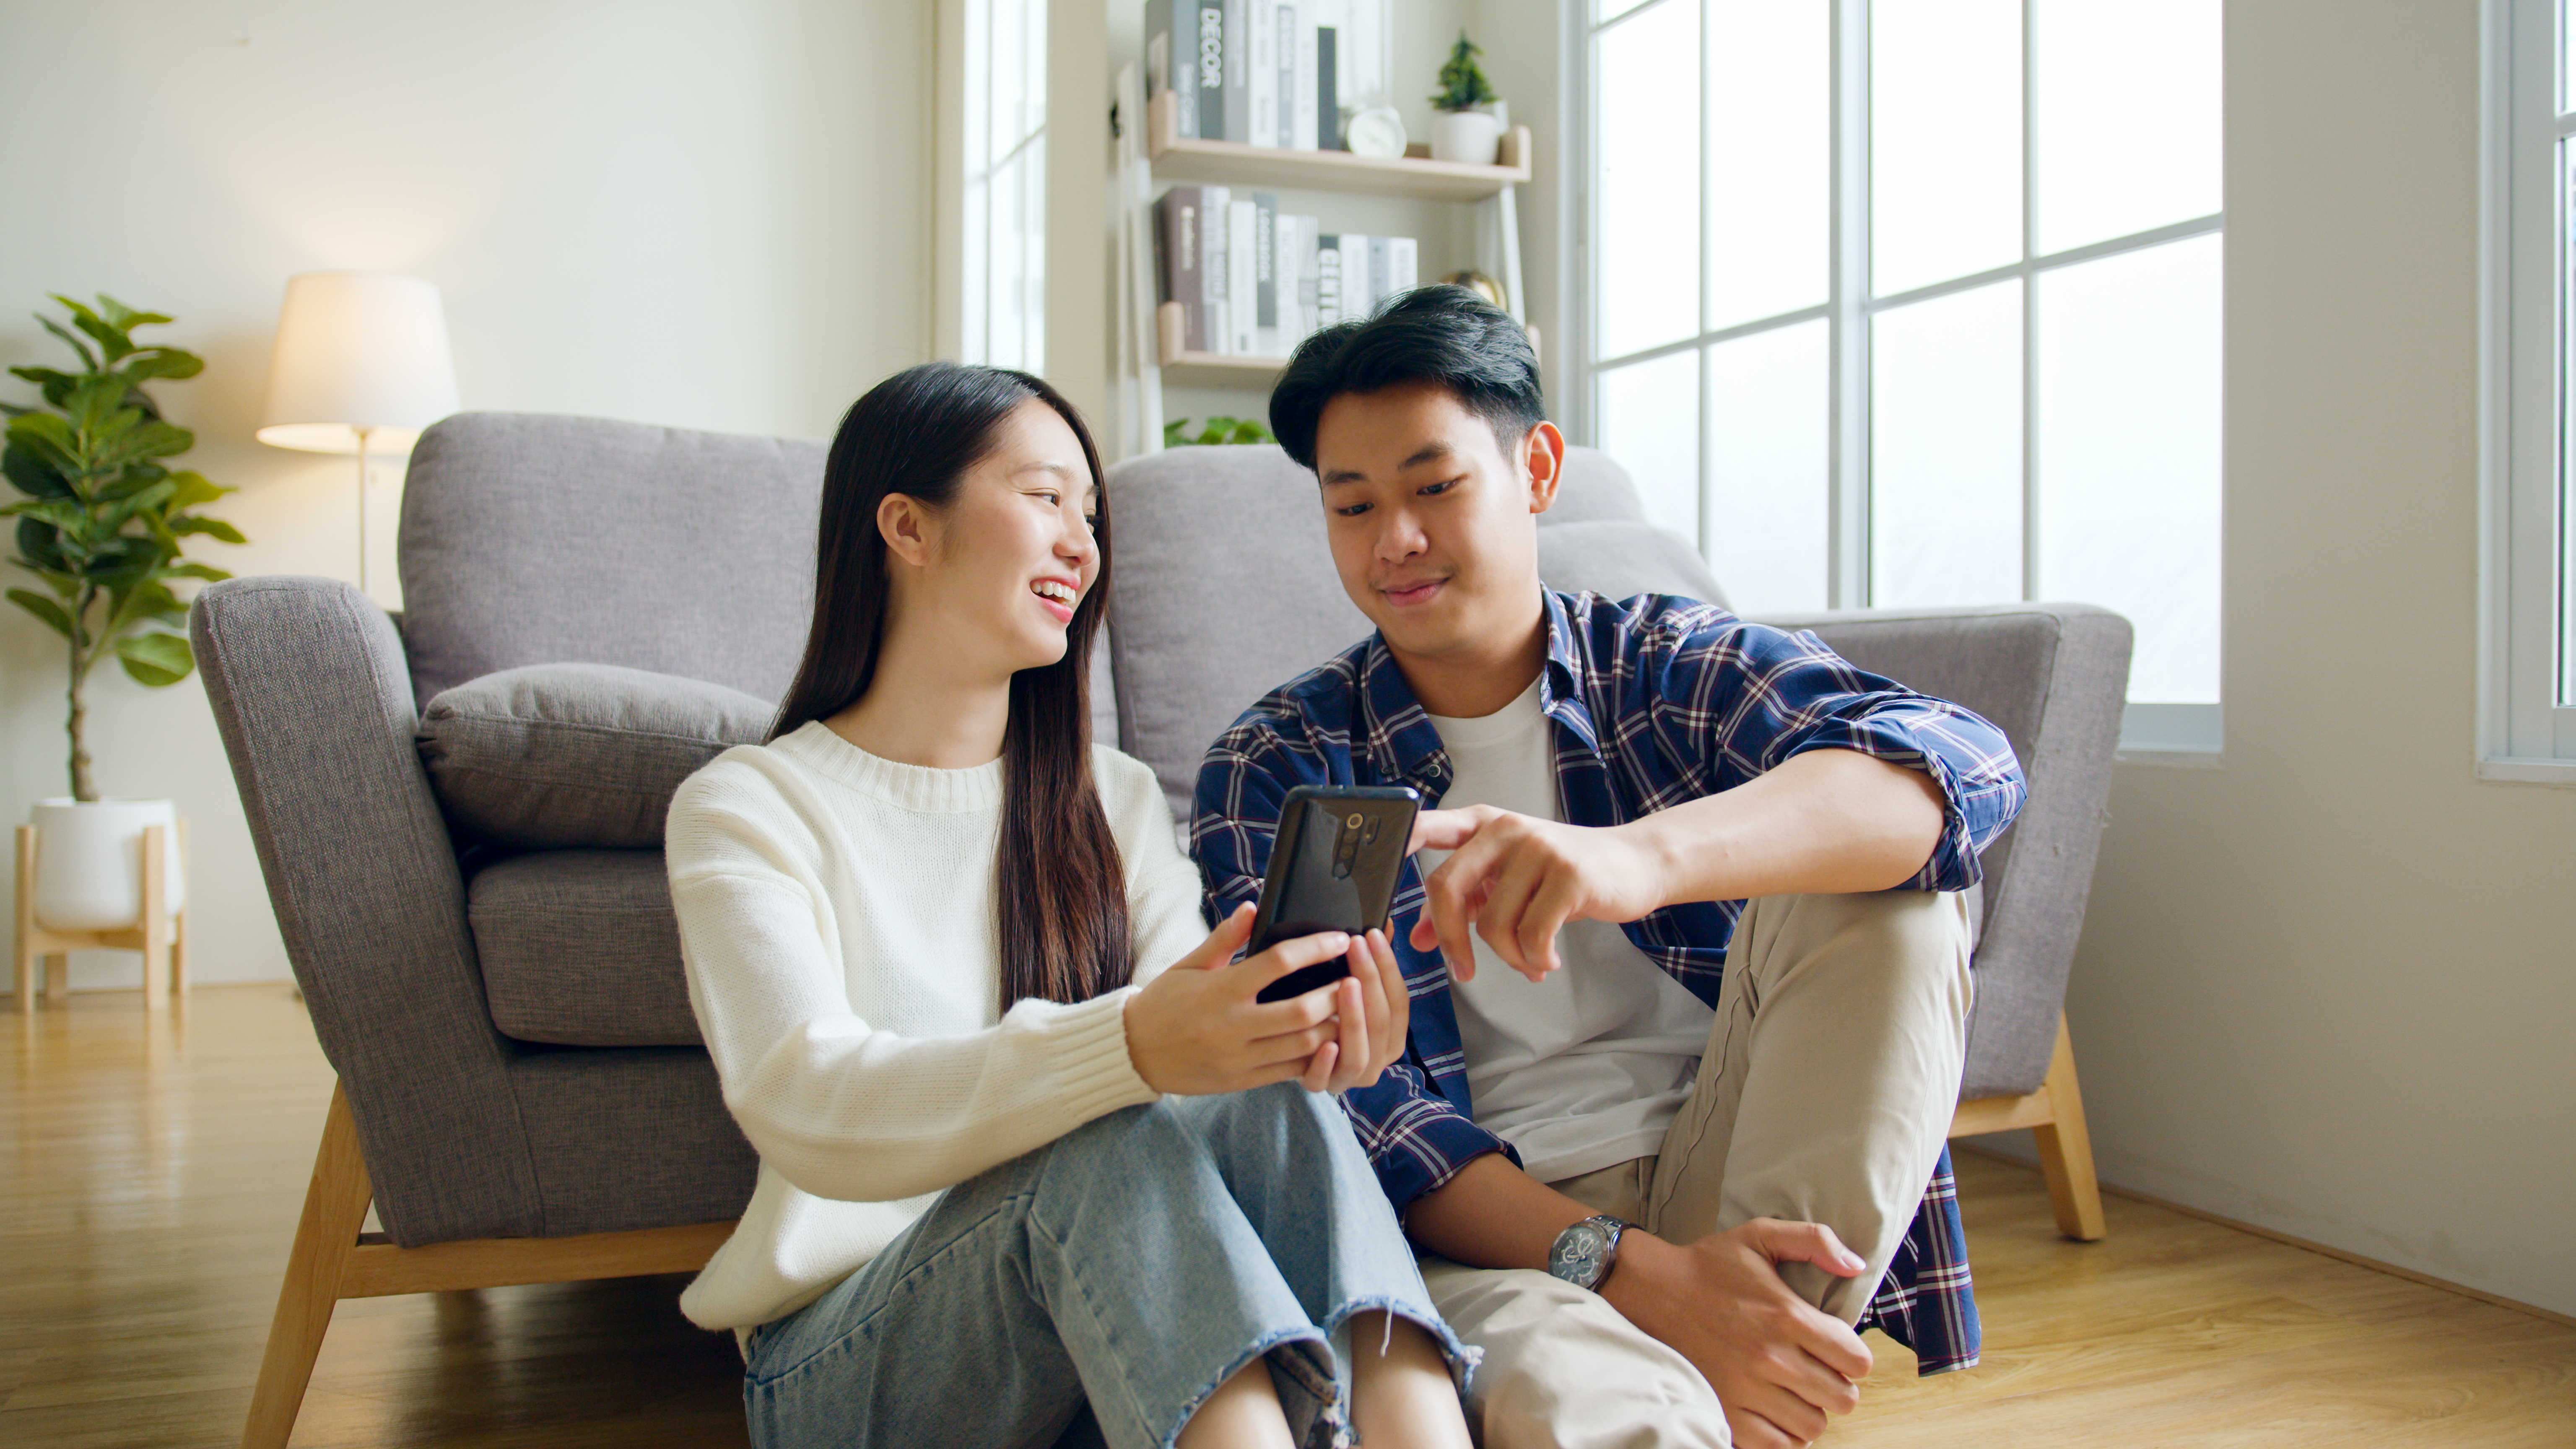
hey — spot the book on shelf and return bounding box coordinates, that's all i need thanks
[1223,0,1248,146]
[1247,0,1274,148]
[1292,14,1320,151]
[1153,205,1416,361]
[1226,195,1257,355]
[1254,193,1278,354]
[1149,0,1382,150]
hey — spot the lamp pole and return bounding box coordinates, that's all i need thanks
[353,425,374,596]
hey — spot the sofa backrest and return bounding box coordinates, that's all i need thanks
[1101,442,1723,819]
[399,413,828,705]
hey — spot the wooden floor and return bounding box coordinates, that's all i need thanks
[5,986,2571,1448]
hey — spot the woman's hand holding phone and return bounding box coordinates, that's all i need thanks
[1125,904,1410,1097]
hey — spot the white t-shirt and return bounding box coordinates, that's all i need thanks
[1419,678,1715,1184]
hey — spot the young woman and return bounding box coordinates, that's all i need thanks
[665,363,1472,1449]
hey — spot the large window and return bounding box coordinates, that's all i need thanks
[1583,0,2223,753]
[2488,0,2576,776]
[962,0,1047,371]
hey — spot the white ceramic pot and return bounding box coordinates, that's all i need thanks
[29,798,184,932]
[1430,109,1503,165]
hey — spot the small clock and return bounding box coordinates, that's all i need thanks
[1343,106,1407,160]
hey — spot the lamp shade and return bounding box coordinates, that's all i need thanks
[256,272,459,454]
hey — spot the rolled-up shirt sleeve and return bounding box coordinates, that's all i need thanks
[1652,616,2027,893]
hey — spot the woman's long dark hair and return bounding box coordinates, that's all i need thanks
[771,363,1130,1010]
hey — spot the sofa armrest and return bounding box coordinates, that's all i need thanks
[191,576,543,1244]
[1752,603,2133,1098]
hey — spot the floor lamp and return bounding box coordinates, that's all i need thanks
[255,273,459,599]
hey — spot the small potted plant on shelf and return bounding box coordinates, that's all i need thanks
[1429,31,1503,165]
[5,294,243,953]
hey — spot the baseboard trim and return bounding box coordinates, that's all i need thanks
[1953,1143,2576,1332]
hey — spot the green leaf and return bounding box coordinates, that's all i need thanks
[38,316,98,372]
[91,419,192,472]
[6,587,75,640]
[120,348,203,383]
[161,471,228,511]
[60,297,136,362]
[1,498,88,532]
[167,561,231,583]
[171,516,246,544]
[10,413,85,480]
[114,630,194,687]
[104,477,177,530]
[65,374,131,434]
[93,295,171,331]
[15,517,69,572]
[3,439,73,500]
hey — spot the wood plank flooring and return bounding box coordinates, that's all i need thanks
[5,984,2570,1447]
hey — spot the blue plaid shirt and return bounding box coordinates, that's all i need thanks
[1190,590,2026,1376]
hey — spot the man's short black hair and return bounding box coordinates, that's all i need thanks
[1267,284,1545,470]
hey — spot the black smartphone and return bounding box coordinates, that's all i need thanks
[1248,784,1422,1003]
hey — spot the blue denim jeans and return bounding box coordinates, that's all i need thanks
[741,1083,1467,1449]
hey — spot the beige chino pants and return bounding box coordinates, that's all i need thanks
[1420,889,1975,1449]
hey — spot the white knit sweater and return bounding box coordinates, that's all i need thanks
[664,720,1209,1330]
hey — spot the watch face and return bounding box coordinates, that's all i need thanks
[1551,1222,1609,1285]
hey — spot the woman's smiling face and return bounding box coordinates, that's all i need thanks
[893,397,1101,680]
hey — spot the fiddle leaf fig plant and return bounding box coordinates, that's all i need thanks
[3,294,244,801]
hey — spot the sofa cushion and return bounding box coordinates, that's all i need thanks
[1102,442,1690,818]
[1537,520,1731,610]
[399,413,827,704]
[470,848,700,1047]
[420,662,772,850]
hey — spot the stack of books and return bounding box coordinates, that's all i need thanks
[1144,0,1389,150]
[1156,185,1416,359]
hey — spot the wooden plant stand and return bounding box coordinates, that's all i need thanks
[1948,1014,2109,1240]
[13,820,187,1010]
[242,1082,736,1449]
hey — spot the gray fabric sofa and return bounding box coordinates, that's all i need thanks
[195,412,2127,1371]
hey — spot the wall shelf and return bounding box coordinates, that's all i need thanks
[1113,66,1532,447]
[1157,303,1289,387]
[1145,91,1530,202]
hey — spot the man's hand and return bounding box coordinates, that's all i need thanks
[1406,805,1667,982]
[1603,1220,1875,1449]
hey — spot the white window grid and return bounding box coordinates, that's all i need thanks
[2485,0,2576,777]
[963,0,1048,373]
[1571,0,2225,755]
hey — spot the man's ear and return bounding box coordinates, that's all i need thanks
[878,492,936,569]
[1521,421,1567,515]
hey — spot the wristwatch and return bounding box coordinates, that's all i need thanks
[1546,1214,1629,1292]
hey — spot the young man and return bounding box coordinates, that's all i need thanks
[1191,288,2026,1449]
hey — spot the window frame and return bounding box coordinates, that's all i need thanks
[948,0,1049,373]
[2483,0,2576,782]
[1571,0,2226,759]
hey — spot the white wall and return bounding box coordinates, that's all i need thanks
[1973,0,2576,1318]
[1,0,933,990]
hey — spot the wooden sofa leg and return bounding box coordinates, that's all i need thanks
[242,1083,374,1449]
[2030,1017,2108,1242]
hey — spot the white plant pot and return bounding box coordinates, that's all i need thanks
[29,798,184,932]
[1430,109,1503,166]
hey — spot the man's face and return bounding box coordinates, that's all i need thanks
[1311,380,1561,670]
